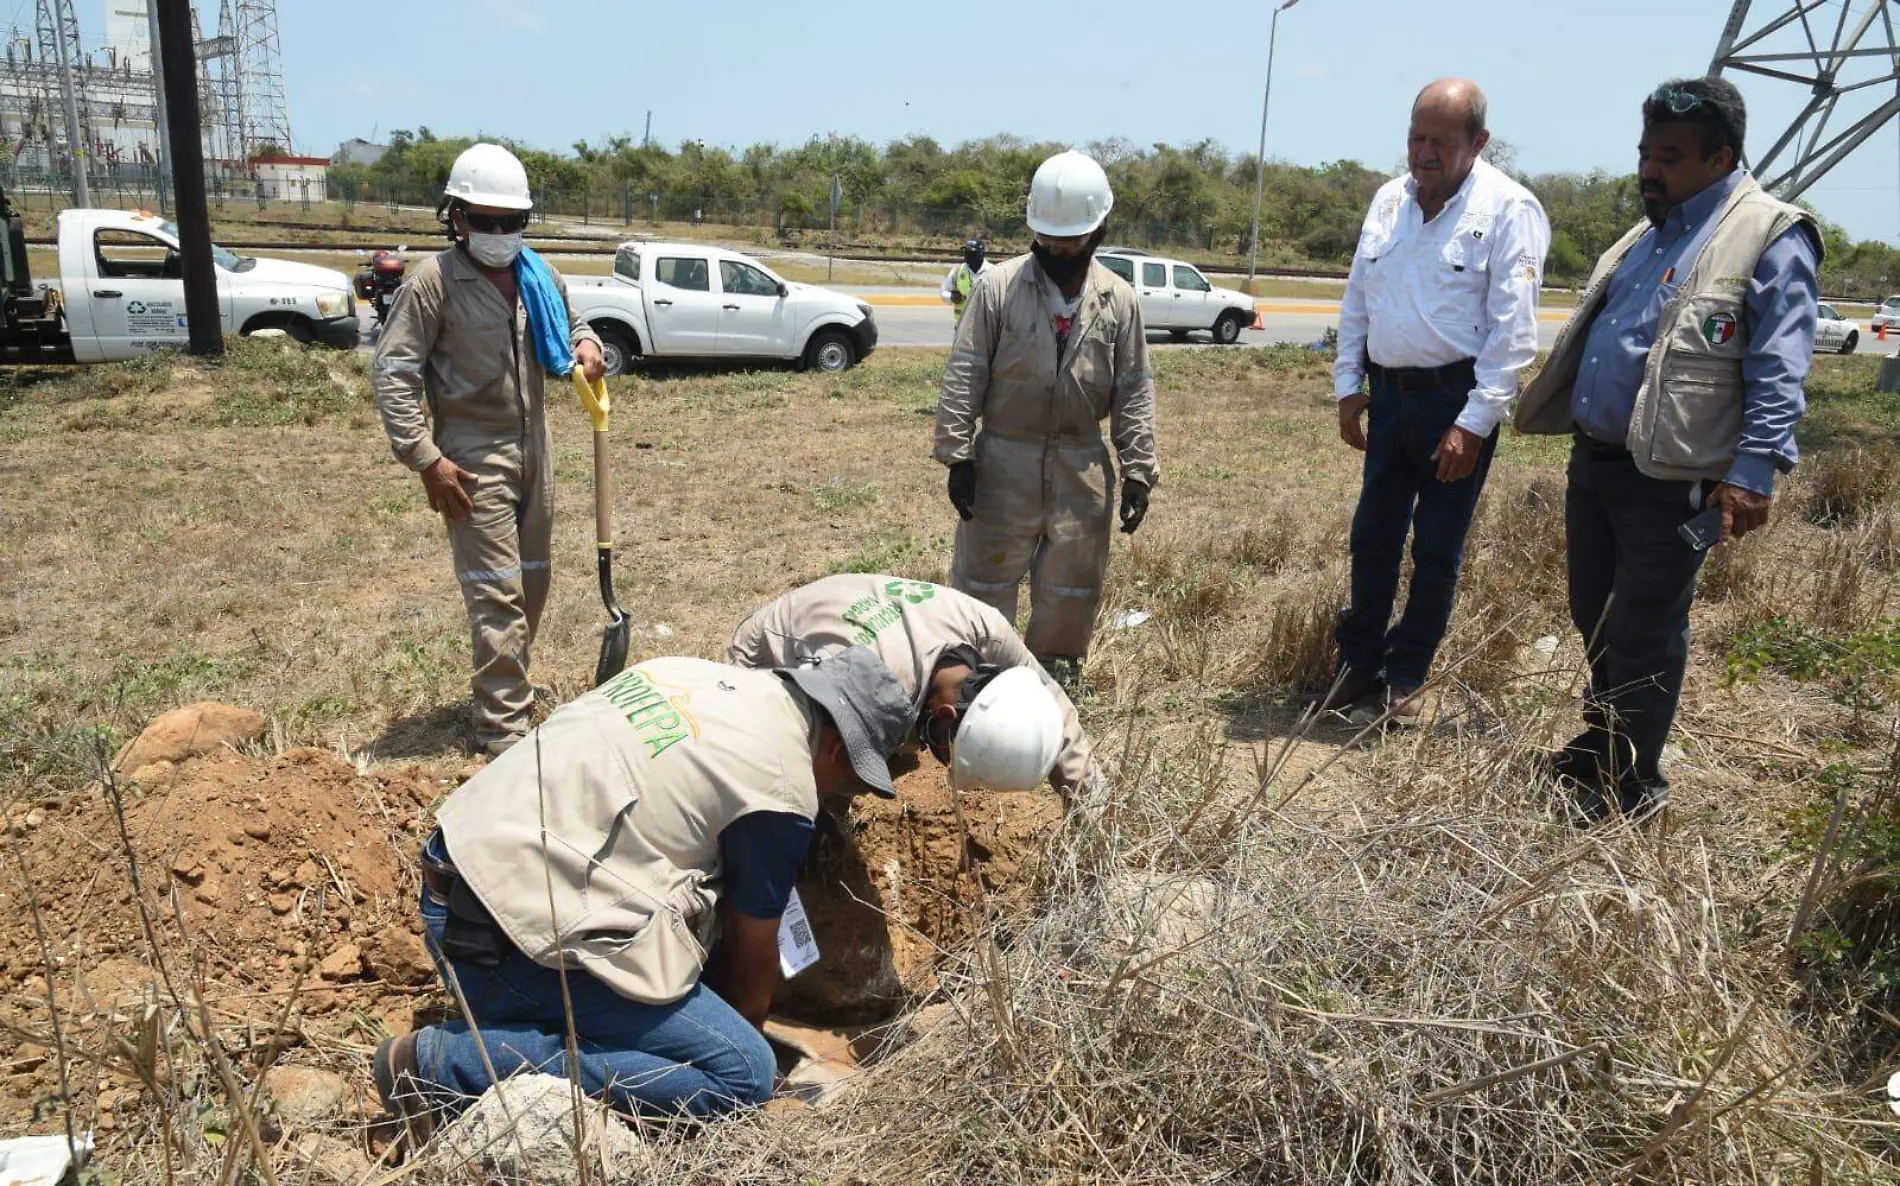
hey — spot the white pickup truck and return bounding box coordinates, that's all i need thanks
[566,240,877,375]
[1098,249,1261,344]
[0,201,358,363]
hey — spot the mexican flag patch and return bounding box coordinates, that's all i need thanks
[1702,311,1738,346]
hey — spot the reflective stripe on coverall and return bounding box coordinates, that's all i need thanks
[934,253,1157,661]
[371,246,602,746]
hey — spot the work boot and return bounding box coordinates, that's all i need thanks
[1040,657,1087,698]
[1564,778,1670,827]
[470,732,525,759]
[1348,684,1423,730]
[1310,667,1384,715]
[373,1032,439,1148]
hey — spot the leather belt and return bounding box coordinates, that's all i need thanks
[1368,358,1477,394]
[1572,428,1632,459]
[420,859,458,902]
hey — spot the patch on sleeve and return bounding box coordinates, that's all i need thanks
[1702,311,1739,346]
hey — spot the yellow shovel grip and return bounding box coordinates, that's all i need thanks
[572,368,611,433]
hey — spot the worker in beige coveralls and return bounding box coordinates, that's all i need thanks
[372,143,604,755]
[935,150,1157,688]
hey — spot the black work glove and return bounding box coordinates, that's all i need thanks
[1119,479,1150,534]
[947,460,977,521]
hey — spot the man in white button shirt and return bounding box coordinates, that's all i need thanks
[1326,78,1550,726]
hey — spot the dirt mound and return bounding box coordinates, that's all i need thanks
[776,765,1064,1023]
[0,744,445,1023]
[113,701,267,776]
[0,706,1061,1119]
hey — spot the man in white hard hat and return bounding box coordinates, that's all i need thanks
[935,150,1158,685]
[372,647,915,1136]
[372,143,606,756]
[728,572,1096,798]
[941,239,990,323]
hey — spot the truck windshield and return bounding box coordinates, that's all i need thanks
[156,219,250,272]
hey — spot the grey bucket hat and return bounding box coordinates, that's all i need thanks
[781,646,913,798]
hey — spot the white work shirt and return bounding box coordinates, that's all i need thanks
[1332,159,1551,436]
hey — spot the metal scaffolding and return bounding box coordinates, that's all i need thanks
[0,0,292,190]
[1710,0,1900,200]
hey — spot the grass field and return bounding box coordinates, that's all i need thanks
[2,343,1899,1180]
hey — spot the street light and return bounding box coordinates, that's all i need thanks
[1246,0,1303,286]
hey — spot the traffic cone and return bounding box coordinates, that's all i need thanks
[1879,324,1887,341]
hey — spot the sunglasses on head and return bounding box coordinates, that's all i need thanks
[1651,85,1705,115]
[463,210,529,234]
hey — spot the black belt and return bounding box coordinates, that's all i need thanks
[1368,358,1476,394]
[420,860,457,902]
[1571,428,1632,459]
[420,837,511,966]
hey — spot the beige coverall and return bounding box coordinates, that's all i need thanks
[935,253,1157,661]
[726,572,1100,798]
[372,247,601,748]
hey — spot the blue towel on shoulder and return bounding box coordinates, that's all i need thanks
[514,246,574,377]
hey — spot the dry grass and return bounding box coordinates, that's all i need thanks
[2,345,1898,1182]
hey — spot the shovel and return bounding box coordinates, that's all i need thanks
[573,369,631,686]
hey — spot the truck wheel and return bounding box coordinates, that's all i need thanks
[282,317,318,345]
[804,329,855,373]
[1841,330,1860,355]
[1213,310,1247,345]
[592,324,637,376]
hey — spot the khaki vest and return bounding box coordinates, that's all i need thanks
[1515,173,1818,482]
[725,572,1097,795]
[436,658,820,1005]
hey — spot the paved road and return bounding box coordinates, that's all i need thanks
[357,289,1894,359]
[859,291,1893,355]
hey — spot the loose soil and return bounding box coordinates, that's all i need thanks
[0,706,1061,1121]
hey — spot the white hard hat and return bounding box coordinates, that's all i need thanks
[1026,150,1114,238]
[949,666,1063,792]
[444,143,533,211]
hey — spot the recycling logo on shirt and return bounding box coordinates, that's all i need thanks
[1702,312,1738,346]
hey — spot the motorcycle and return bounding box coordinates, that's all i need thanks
[353,247,407,332]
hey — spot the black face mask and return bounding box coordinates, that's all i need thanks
[964,252,984,271]
[1032,240,1090,288]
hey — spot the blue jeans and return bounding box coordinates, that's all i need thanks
[1335,371,1498,688]
[411,835,775,1119]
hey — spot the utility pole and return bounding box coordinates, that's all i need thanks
[144,0,172,213]
[155,0,221,355]
[46,3,88,206]
[1246,0,1303,286]
[642,110,651,150]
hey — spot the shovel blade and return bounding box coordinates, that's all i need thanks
[594,612,631,688]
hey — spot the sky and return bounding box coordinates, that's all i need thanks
[258,0,1900,244]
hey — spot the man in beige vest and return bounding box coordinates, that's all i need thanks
[936,150,1157,687]
[373,144,604,756]
[372,648,913,1134]
[1516,77,1820,821]
[728,573,1099,799]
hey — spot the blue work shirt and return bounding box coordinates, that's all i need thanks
[719,811,815,920]
[1571,169,1819,494]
